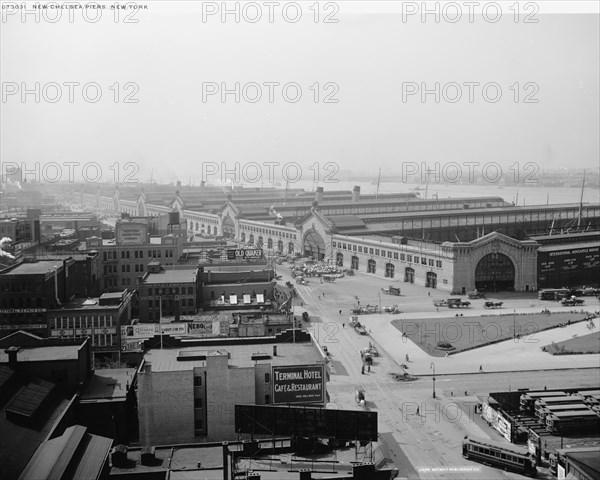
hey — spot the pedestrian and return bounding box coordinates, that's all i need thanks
[436,307,439,312]
[342,323,345,328]
[323,293,325,297]
[544,385,547,391]
[465,391,468,396]
[300,302,303,307]
[416,406,420,416]
[428,291,430,296]
[479,365,483,372]
[406,354,409,362]
[339,309,341,315]
[367,364,371,372]
[361,365,365,375]
[451,391,453,397]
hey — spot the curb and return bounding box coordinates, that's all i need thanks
[408,366,600,377]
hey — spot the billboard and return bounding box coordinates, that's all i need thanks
[188,319,229,337]
[235,404,378,441]
[117,223,146,245]
[272,364,325,404]
[121,323,188,338]
[227,248,263,260]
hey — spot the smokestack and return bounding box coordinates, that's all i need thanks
[53,265,62,307]
[352,185,361,202]
[5,346,20,369]
[315,187,324,203]
[273,345,277,356]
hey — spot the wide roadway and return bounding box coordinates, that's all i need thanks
[279,264,600,480]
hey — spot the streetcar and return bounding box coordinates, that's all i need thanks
[538,288,570,301]
[545,410,600,434]
[462,435,537,477]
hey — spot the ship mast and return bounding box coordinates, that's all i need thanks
[577,170,586,229]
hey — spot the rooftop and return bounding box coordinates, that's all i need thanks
[79,368,136,402]
[143,341,323,372]
[0,344,82,363]
[3,261,62,276]
[143,268,198,284]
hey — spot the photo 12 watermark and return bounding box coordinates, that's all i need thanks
[400,161,539,184]
[1,161,140,184]
[1,2,147,24]
[202,82,340,104]
[400,1,539,23]
[201,161,340,184]
[1,82,140,104]
[401,82,540,104]
[200,1,340,23]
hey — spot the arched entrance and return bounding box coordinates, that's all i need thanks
[249,234,254,244]
[367,259,376,274]
[385,263,395,278]
[426,271,437,288]
[267,238,273,250]
[278,240,284,253]
[240,232,246,243]
[475,252,515,292]
[222,215,236,239]
[404,267,415,283]
[288,242,295,255]
[303,230,326,260]
[336,253,344,267]
[351,256,359,270]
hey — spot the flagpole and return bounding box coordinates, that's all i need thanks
[159,295,163,349]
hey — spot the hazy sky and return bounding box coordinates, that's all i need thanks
[1,2,599,185]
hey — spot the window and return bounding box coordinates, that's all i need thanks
[194,398,203,408]
[265,394,271,404]
[265,372,270,383]
[194,376,202,386]
[429,259,434,266]
[394,253,399,260]
[436,260,442,268]
[358,246,363,253]
[421,258,427,265]
[375,249,380,256]
[194,419,203,430]
[407,255,412,262]
[353,245,357,251]
[369,248,374,254]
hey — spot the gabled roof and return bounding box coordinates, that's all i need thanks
[442,231,539,249]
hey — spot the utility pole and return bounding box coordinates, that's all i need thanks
[430,362,436,399]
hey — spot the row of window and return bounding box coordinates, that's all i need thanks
[52,315,114,329]
[335,247,444,269]
[241,226,296,240]
[146,286,195,296]
[102,249,175,261]
[148,298,195,308]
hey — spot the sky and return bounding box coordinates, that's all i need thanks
[1,1,599,186]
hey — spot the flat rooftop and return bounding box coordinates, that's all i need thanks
[4,261,62,276]
[143,269,197,284]
[80,368,136,402]
[144,341,323,372]
[0,345,81,363]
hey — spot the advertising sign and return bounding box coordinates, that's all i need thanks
[227,248,263,260]
[188,320,229,337]
[272,364,325,404]
[121,323,187,338]
[117,223,146,245]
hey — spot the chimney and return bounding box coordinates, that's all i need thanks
[352,185,361,202]
[273,345,277,356]
[315,187,324,203]
[5,346,20,369]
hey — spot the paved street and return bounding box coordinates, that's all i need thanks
[280,264,600,479]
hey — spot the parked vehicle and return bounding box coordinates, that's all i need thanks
[350,316,367,335]
[538,288,571,301]
[447,298,471,308]
[382,286,401,296]
[433,299,448,307]
[484,301,503,308]
[462,436,537,477]
[467,289,485,299]
[561,296,584,306]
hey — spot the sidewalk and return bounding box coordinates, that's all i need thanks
[365,311,600,376]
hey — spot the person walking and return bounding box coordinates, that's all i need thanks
[339,309,342,315]
[416,406,420,416]
[342,323,345,328]
[479,365,483,372]
[406,354,409,362]
[361,365,365,375]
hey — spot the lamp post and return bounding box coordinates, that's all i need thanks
[513,309,516,339]
[378,292,382,314]
[430,362,436,399]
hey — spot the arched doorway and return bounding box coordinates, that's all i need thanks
[278,240,284,253]
[367,259,376,274]
[336,253,344,267]
[288,242,295,255]
[404,267,415,283]
[267,238,273,250]
[258,236,264,247]
[475,252,515,292]
[385,263,395,278]
[249,234,254,244]
[426,271,437,288]
[240,232,246,243]
[222,215,236,239]
[303,230,326,260]
[351,256,359,270]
